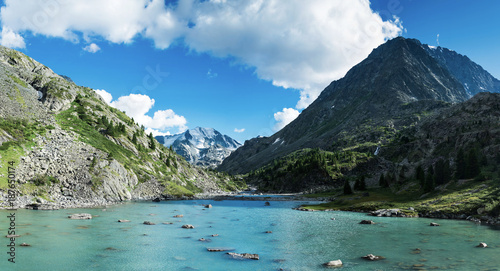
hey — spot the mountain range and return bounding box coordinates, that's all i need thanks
[155,127,241,168]
[219,37,500,176]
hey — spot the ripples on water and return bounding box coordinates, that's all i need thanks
[1,200,499,270]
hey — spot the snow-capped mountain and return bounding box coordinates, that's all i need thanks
[156,127,241,168]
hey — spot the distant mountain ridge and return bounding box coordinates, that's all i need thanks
[156,127,241,168]
[219,37,499,175]
[423,44,500,97]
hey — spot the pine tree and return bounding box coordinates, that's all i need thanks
[424,165,435,192]
[415,165,425,188]
[466,148,480,178]
[132,133,138,145]
[379,174,388,188]
[343,179,353,195]
[434,159,446,186]
[456,148,466,179]
[360,176,366,190]
[148,132,156,150]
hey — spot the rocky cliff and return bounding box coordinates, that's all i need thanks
[0,46,245,209]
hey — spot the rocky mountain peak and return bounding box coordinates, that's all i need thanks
[156,127,241,168]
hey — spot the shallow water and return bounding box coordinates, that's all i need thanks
[0,200,499,270]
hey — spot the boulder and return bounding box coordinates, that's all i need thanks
[211,234,219,237]
[359,220,375,224]
[265,231,272,233]
[430,222,440,226]
[143,221,155,225]
[362,254,385,261]
[174,214,184,218]
[5,235,20,238]
[207,248,233,252]
[20,243,31,247]
[182,224,195,229]
[205,204,213,208]
[68,213,92,220]
[152,197,161,202]
[264,202,270,206]
[118,219,130,223]
[477,242,488,248]
[226,252,259,260]
[323,260,343,267]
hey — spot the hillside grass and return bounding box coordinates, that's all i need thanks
[302,177,500,217]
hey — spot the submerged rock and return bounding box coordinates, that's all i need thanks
[68,213,92,220]
[174,215,184,218]
[20,243,31,247]
[362,254,385,261]
[359,220,375,224]
[143,221,155,225]
[182,224,195,229]
[430,222,440,226]
[477,242,488,248]
[205,204,212,208]
[118,219,130,223]
[207,248,233,252]
[323,259,343,267]
[226,252,259,260]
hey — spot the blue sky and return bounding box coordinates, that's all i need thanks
[0,0,499,144]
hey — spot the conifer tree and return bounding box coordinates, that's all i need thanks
[456,148,466,179]
[379,174,388,188]
[424,165,435,192]
[415,165,425,188]
[148,132,156,150]
[343,179,353,195]
[466,148,480,178]
[360,175,366,190]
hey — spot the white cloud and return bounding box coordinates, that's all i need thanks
[1,0,403,115]
[145,128,171,137]
[92,91,188,134]
[0,27,25,48]
[94,89,113,104]
[83,43,100,53]
[273,108,300,132]
[207,69,218,79]
[234,128,245,133]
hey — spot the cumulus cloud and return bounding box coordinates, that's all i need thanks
[83,43,100,53]
[2,0,403,127]
[234,128,245,133]
[0,27,25,48]
[93,90,188,134]
[273,108,300,132]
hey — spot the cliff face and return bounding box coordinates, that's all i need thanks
[0,46,244,209]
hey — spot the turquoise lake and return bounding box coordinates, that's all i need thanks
[1,200,499,270]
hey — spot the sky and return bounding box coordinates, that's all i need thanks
[0,0,499,144]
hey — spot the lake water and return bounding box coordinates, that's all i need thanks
[1,200,499,270]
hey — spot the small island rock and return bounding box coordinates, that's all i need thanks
[323,260,343,267]
[362,254,385,261]
[430,222,440,226]
[68,213,92,220]
[143,221,155,225]
[359,220,375,224]
[226,252,259,260]
[118,219,130,223]
[477,242,488,248]
[182,224,195,229]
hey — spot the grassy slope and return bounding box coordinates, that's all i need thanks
[302,176,500,218]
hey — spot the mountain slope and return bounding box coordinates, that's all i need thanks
[219,37,469,174]
[0,46,245,209]
[156,127,241,168]
[423,45,500,97]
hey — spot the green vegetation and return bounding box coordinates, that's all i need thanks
[31,174,59,186]
[246,148,372,192]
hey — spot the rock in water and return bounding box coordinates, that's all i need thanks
[323,260,343,267]
[118,219,130,223]
[477,242,488,248]
[359,220,375,224]
[174,214,184,218]
[182,224,195,229]
[430,222,440,226]
[226,252,259,260]
[143,221,155,225]
[205,204,212,208]
[362,254,385,261]
[68,213,92,220]
[20,243,31,247]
